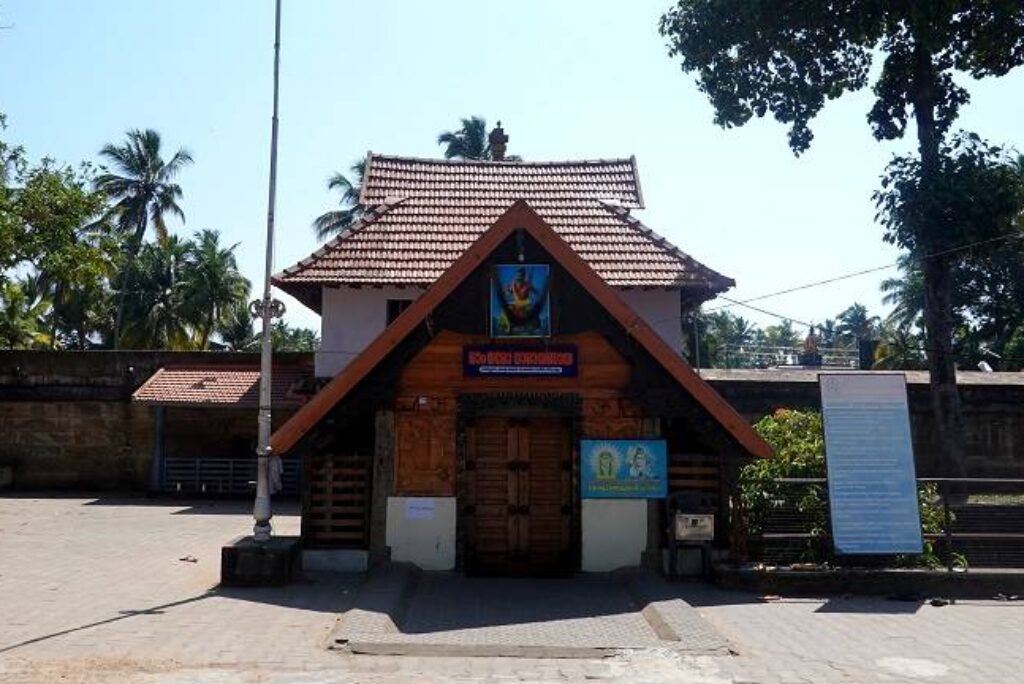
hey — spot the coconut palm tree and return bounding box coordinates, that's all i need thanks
[183,229,250,349]
[880,254,925,331]
[219,301,259,351]
[119,236,195,350]
[437,116,523,161]
[0,278,51,349]
[438,116,490,160]
[95,129,193,347]
[836,303,880,345]
[874,321,927,370]
[817,319,839,348]
[313,159,365,240]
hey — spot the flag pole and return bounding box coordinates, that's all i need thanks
[252,0,284,542]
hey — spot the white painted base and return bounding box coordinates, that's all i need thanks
[581,499,648,572]
[303,549,368,573]
[385,496,456,571]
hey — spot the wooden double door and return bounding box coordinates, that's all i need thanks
[463,416,573,575]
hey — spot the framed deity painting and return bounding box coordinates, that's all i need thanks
[490,264,551,338]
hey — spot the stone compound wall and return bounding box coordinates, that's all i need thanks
[706,370,1024,478]
[0,351,309,490]
[2,353,1022,489]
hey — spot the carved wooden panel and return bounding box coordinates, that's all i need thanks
[394,410,455,495]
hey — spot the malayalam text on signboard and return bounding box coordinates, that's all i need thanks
[463,345,578,377]
[580,439,667,499]
[820,373,923,555]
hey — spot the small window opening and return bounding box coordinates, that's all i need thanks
[386,299,413,325]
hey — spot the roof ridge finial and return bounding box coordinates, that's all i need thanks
[489,121,509,161]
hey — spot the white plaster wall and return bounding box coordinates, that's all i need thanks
[616,288,682,353]
[315,286,678,376]
[385,496,456,571]
[316,286,424,377]
[581,499,648,572]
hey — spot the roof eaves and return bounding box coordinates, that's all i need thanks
[597,200,735,291]
[131,366,168,401]
[272,196,408,284]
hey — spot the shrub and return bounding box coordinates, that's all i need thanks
[739,408,948,567]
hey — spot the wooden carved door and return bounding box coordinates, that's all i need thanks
[464,416,572,575]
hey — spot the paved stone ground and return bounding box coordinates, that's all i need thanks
[334,569,730,656]
[1,496,1022,683]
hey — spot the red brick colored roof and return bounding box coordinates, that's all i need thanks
[274,155,734,311]
[271,201,771,459]
[132,365,312,408]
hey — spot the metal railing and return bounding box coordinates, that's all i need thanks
[741,477,1024,570]
[162,457,301,497]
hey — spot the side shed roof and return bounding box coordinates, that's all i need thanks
[133,365,311,408]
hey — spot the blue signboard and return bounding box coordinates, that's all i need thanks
[581,440,667,499]
[463,344,578,377]
[820,373,923,555]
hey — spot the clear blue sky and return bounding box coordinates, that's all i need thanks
[2,1,1022,334]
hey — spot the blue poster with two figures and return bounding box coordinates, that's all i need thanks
[491,264,551,338]
[581,440,667,499]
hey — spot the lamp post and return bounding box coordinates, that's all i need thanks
[252,0,285,542]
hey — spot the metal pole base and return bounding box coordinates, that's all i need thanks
[253,520,273,543]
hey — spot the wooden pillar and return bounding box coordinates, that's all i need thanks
[147,405,166,494]
[369,409,395,566]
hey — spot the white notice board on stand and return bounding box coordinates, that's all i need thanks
[819,373,923,555]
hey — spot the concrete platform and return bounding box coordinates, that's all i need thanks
[331,565,730,658]
[220,535,301,587]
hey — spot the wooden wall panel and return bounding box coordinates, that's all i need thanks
[393,330,644,496]
[398,330,631,398]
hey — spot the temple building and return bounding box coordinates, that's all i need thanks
[265,137,771,575]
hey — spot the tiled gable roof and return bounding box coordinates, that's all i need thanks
[274,154,733,311]
[132,365,311,408]
[271,201,770,459]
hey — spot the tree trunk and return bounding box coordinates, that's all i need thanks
[200,309,213,350]
[912,42,968,478]
[921,254,968,477]
[113,270,130,350]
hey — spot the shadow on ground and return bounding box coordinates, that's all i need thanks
[0,571,361,656]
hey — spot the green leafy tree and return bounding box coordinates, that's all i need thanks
[659,2,1024,476]
[1,117,112,348]
[271,321,319,352]
[313,159,366,240]
[183,229,250,349]
[762,319,800,350]
[95,129,193,347]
